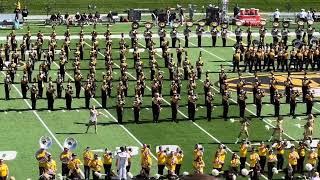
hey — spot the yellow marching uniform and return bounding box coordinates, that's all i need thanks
[0,162,9,178]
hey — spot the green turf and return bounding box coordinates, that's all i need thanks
[1,0,319,14]
[0,23,319,179]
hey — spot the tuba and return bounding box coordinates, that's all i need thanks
[221,22,228,29]
[292,39,302,48]
[186,21,193,27]
[158,21,166,28]
[272,21,279,28]
[297,20,304,28]
[198,21,206,27]
[282,21,290,28]
[63,137,77,150]
[310,36,319,47]
[307,20,314,26]
[211,21,218,27]
[173,22,180,28]
[39,136,52,149]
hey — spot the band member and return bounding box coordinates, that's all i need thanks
[239,140,249,170]
[35,148,50,176]
[267,150,277,180]
[274,91,283,117]
[46,82,56,110]
[295,26,303,40]
[307,24,315,45]
[188,91,198,122]
[152,93,162,123]
[140,145,152,178]
[84,80,92,109]
[288,146,299,177]
[101,80,108,109]
[183,25,191,47]
[83,147,93,180]
[258,142,267,174]
[85,106,101,134]
[171,92,180,123]
[238,90,247,118]
[211,25,218,47]
[166,152,177,178]
[193,156,205,174]
[133,95,142,123]
[275,141,285,170]
[75,71,83,98]
[45,154,57,179]
[67,153,82,179]
[37,71,45,98]
[306,90,314,115]
[269,75,277,104]
[31,83,38,110]
[235,25,243,44]
[259,25,267,45]
[196,52,204,79]
[196,24,204,47]
[4,74,11,100]
[271,25,279,44]
[116,94,125,124]
[249,148,260,179]
[158,26,166,48]
[290,90,300,118]
[233,49,241,72]
[175,148,184,175]
[144,26,152,49]
[222,86,230,120]
[297,142,306,173]
[90,154,103,180]
[230,153,240,174]
[65,81,73,110]
[157,146,167,175]
[206,91,214,121]
[221,27,228,47]
[56,73,64,98]
[235,118,250,143]
[255,89,265,118]
[103,148,113,180]
[21,73,29,99]
[281,25,289,46]
[307,148,317,171]
[170,27,178,48]
[304,118,314,141]
[60,147,72,177]
[116,147,130,180]
[269,117,284,141]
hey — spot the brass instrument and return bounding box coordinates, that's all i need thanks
[211,21,218,27]
[132,21,139,29]
[186,22,193,27]
[292,39,302,48]
[198,21,206,27]
[282,21,290,28]
[173,22,180,28]
[297,20,304,28]
[158,21,166,28]
[221,22,228,29]
[272,21,279,28]
[63,137,77,150]
[39,136,52,149]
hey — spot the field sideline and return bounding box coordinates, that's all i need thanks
[0,22,320,180]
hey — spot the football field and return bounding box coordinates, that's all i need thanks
[1,23,320,179]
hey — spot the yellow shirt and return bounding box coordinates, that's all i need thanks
[0,164,9,177]
[36,150,48,167]
[176,153,184,164]
[193,149,203,160]
[249,153,260,167]
[90,159,103,172]
[258,146,267,157]
[276,144,285,155]
[103,153,113,165]
[267,154,277,163]
[288,151,299,165]
[157,152,167,165]
[166,156,177,172]
[60,151,72,163]
[45,160,57,172]
[219,149,227,162]
[308,152,318,165]
[230,158,240,167]
[240,145,248,158]
[298,147,306,157]
[67,158,82,170]
[83,151,93,166]
[213,157,222,169]
[141,148,152,167]
[193,159,205,174]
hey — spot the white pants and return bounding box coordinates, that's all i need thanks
[118,166,127,179]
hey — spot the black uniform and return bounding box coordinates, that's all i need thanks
[170,28,178,48]
[117,96,125,124]
[222,91,230,120]
[56,76,63,98]
[290,91,299,118]
[171,94,180,123]
[74,73,82,98]
[84,83,92,109]
[238,91,247,118]
[183,27,191,48]
[31,85,38,110]
[21,75,29,99]
[46,85,55,110]
[274,93,282,117]
[152,96,161,123]
[306,92,314,115]
[101,82,108,109]
[255,90,264,118]
[188,94,197,122]
[133,96,142,123]
[65,84,73,110]
[211,27,218,47]
[4,75,11,100]
[206,93,214,121]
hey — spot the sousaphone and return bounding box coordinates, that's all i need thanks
[173,22,180,28]
[198,21,206,27]
[310,36,319,46]
[145,22,153,29]
[272,21,279,28]
[221,22,228,29]
[282,21,290,28]
[307,20,314,26]
[211,21,218,27]
[297,20,304,27]
[235,21,242,26]
[186,21,193,27]
[132,21,139,29]
[158,21,166,28]
[39,136,53,149]
[260,20,266,26]
[63,137,77,150]
[292,39,302,48]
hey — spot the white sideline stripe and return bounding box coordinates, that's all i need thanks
[183,39,299,144]
[89,39,266,177]
[1,71,64,149]
[51,60,159,161]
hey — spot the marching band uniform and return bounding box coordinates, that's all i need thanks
[46,83,55,110]
[31,83,38,110]
[56,74,63,98]
[170,27,178,48]
[222,89,230,120]
[255,89,264,118]
[152,93,162,123]
[101,81,108,108]
[21,74,29,99]
[83,147,93,180]
[238,90,247,118]
[4,74,11,100]
[117,95,125,124]
[184,26,191,47]
[206,92,214,121]
[306,90,314,115]
[246,27,252,47]
[274,91,282,117]
[211,26,218,47]
[281,27,289,46]
[171,93,180,123]
[235,25,242,44]
[290,90,299,118]
[188,92,197,122]
[65,83,73,110]
[196,25,204,47]
[133,95,142,123]
[221,28,227,47]
[307,25,315,45]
